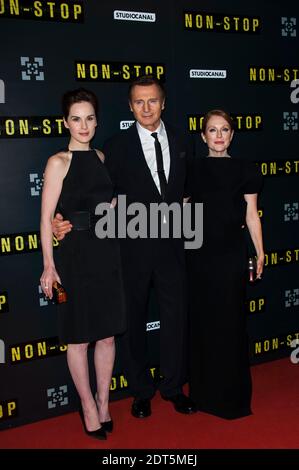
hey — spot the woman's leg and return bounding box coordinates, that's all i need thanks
[67,343,101,431]
[94,336,115,422]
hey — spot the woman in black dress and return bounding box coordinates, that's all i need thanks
[40,88,126,439]
[187,109,264,419]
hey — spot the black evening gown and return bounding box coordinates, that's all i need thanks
[55,150,126,344]
[187,156,262,419]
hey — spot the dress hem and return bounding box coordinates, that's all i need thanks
[196,405,252,420]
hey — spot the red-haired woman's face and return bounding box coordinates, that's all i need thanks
[202,115,234,157]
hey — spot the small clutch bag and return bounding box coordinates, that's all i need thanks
[52,281,67,304]
[248,257,257,282]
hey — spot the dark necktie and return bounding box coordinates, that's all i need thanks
[151,132,167,200]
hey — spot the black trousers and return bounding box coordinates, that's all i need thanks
[120,240,188,400]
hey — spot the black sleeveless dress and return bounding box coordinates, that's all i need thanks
[55,150,126,344]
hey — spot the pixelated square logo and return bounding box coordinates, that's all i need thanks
[30,173,44,196]
[281,17,296,37]
[284,203,299,221]
[38,285,49,307]
[283,112,298,130]
[285,289,299,308]
[21,57,44,81]
[47,385,69,409]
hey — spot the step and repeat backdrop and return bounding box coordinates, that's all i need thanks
[0,0,298,429]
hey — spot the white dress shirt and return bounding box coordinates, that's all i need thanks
[136,120,170,195]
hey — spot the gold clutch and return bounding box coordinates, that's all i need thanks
[52,281,67,304]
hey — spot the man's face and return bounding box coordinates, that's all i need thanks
[129,84,165,131]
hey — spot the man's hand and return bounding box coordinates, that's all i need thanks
[52,213,72,241]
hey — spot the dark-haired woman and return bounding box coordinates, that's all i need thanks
[40,88,126,439]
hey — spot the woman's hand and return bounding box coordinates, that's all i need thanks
[244,193,264,281]
[256,253,264,280]
[52,213,72,240]
[110,197,117,208]
[40,267,61,299]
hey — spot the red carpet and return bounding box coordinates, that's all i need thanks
[0,358,298,449]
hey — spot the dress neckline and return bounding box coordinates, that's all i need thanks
[69,148,93,152]
[206,155,231,159]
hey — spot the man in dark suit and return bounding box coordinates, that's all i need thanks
[53,76,196,418]
[103,76,196,418]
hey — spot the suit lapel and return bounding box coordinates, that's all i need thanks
[165,125,177,197]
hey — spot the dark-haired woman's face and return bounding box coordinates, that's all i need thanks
[64,101,97,147]
[202,116,234,157]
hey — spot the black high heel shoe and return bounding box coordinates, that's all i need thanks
[101,420,113,433]
[78,407,107,440]
[95,392,113,433]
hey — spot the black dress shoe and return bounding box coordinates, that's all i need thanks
[131,398,151,418]
[79,408,107,440]
[162,393,197,414]
[101,420,113,433]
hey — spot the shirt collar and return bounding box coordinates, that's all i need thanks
[136,120,165,141]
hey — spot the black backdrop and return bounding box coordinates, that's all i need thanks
[0,0,298,429]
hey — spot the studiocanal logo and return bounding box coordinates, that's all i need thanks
[146,321,160,331]
[120,120,134,130]
[189,69,227,79]
[113,10,156,22]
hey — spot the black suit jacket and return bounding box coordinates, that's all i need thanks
[103,122,192,267]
